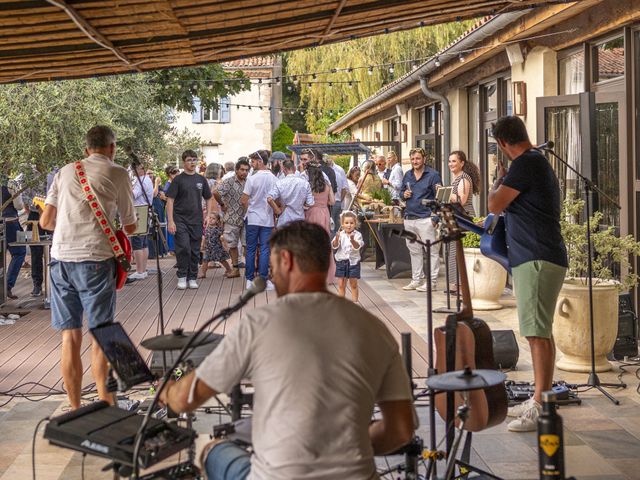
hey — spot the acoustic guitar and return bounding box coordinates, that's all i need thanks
[454,212,510,273]
[433,204,507,432]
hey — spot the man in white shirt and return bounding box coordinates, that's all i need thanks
[222,161,236,181]
[382,151,403,203]
[128,162,154,280]
[266,159,314,227]
[161,221,415,480]
[375,155,391,187]
[40,125,137,410]
[328,156,349,234]
[241,150,277,291]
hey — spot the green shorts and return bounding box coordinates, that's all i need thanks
[512,260,566,338]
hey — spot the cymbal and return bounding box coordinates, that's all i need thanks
[141,328,224,351]
[426,367,506,392]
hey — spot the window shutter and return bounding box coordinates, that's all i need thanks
[191,97,202,123]
[220,97,230,123]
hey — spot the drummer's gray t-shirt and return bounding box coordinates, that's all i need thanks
[195,292,412,480]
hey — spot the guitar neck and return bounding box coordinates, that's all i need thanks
[455,237,474,320]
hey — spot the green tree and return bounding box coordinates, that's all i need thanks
[286,22,474,134]
[271,122,295,153]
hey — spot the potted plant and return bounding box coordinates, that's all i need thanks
[460,218,507,311]
[554,198,640,372]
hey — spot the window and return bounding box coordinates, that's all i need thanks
[592,36,624,83]
[559,51,585,95]
[483,81,498,113]
[191,97,230,123]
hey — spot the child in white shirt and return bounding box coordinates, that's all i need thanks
[331,211,363,302]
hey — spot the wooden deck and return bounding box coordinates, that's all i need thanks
[0,258,428,397]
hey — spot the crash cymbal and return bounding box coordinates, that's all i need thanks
[141,328,223,351]
[426,367,506,392]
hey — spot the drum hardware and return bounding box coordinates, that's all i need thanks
[141,328,223,352]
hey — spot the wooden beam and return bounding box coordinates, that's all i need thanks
[319,0,348,45]
[45,0,142,72]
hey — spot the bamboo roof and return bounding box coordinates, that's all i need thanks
[0,0,568,84]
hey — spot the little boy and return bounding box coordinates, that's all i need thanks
[331,211,363,302]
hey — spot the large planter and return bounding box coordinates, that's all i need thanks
[464,248,507,311]
[553,278,618,373]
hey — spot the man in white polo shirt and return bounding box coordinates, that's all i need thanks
[40,125,137,410]
[241,150,277,291]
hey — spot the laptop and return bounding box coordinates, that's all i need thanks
[91,322,156,391]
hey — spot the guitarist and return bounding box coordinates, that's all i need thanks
[488,116,567,432]
[40,125,137,410]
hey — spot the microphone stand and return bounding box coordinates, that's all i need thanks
[131,166,170,376]
[541,147,625,404]
[131,281,265,478]
[392,228,451,479]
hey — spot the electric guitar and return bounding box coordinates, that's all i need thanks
[433,204,508,432]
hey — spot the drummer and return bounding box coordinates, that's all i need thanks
[160,221,415,479]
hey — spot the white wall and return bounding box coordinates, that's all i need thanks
[173,81,277,166]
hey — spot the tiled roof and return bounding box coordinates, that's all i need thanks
[222,56,277,68]
[597,48,624,76]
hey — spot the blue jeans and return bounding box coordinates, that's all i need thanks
[50,259,116,331]
[205,442,251,480]
[245,224,272,281]
[5,220,26,289]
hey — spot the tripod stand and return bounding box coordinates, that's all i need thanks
[542,146,625,404]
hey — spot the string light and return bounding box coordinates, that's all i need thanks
[458,53,465,63]
[389,63,394,74]
[434,56,441,67]
[368,66,373,75]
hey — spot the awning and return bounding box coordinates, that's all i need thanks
[1,0,565,83]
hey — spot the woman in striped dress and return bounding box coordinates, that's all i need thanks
[447,150,481,293]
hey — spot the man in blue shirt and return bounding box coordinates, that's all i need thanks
[400,147,442,292]
[488,116,567,432]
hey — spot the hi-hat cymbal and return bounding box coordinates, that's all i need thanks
[141,328,223,351]
[426,367,506,392]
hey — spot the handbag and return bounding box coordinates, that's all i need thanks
[74,161,132,289]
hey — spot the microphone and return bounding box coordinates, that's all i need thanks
[535,140,555,150]
[238,277,266,304]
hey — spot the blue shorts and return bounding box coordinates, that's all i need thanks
[335,259,361,279]
[205,441,251,480]
[130,235,148,250]
[50,259,117,331]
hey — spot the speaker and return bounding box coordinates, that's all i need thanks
[609,293,638,361]
[491,330,519,370]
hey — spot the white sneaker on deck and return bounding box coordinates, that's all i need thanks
[403,280,422,291]
[507,400,541,432]
[188,280,199,289]
[416,282,436,292]
[128,271,148,280]
[266,280,275,291]
[177,277,187,290]
[507,398,538,417]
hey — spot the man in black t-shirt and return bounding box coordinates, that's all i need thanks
[488,116,567,433]
[166,150,213,290]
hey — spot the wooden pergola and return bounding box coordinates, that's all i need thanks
[1,0,571,83]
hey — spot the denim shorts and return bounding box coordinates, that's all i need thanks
[130,235,148,250]
[335,259,361,279]
[204,441,251,480]
[50,259,117,331]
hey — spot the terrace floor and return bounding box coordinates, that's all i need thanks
[1,255,639,479]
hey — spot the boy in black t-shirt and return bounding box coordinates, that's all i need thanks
[166,150,213,289]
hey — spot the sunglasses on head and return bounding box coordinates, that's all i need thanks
[300,148,315,159]
[409,148,426,156]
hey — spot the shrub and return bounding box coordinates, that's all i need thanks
[271,122,295,154]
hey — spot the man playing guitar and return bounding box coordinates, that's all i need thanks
[488,116,567,432]
[161,221,415,479]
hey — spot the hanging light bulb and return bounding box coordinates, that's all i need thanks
[434,56,441,67]
[348,81,353,88]
[347,67,353,73]
[236,104,240,110]
[292,75,298,84]
[367,66,373,75]
[459,53,465,63]
[248,105,252,110]
[328,82,333,88]
[308,82,312,87]
[312,73,317,80]
[389,64,394,74]
[287,84,293,92]
[258,78,262,84]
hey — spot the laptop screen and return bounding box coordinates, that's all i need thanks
[91,322,155,390]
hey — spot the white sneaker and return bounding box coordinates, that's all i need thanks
[266,280,275,291]
[188,280,199,289]
[507,400,541,432]
[128,271,148,280]
[507,398,538,417]
[416,282,436,292]
[177,277,187,290]
[402,280,422,290]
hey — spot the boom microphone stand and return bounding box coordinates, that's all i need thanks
[540,145,625,404]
